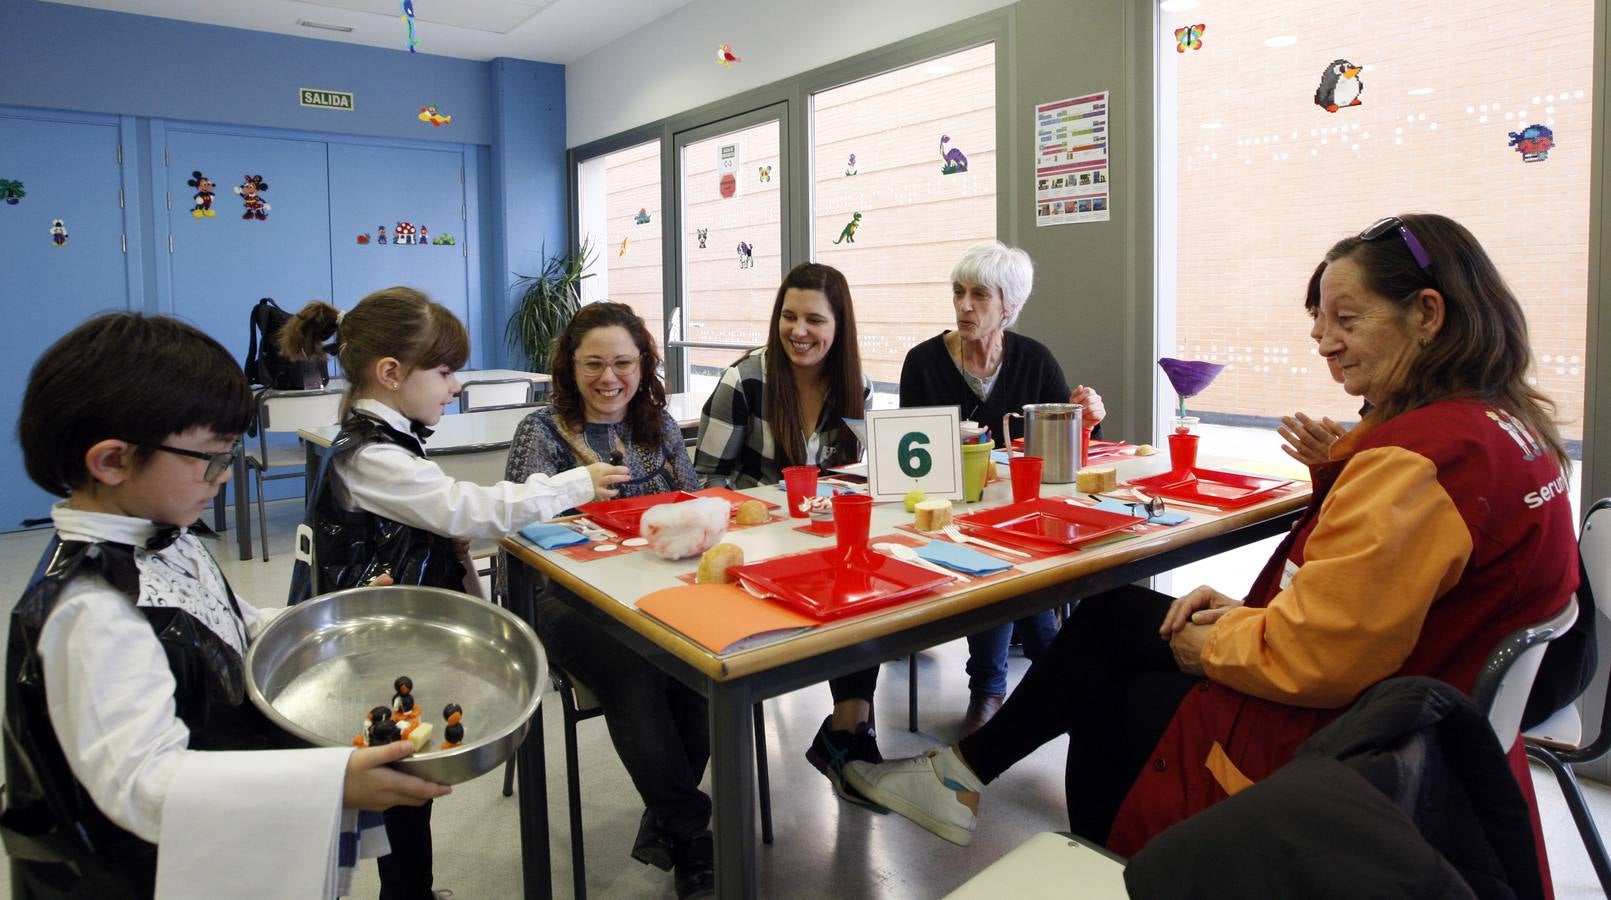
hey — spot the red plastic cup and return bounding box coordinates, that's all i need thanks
[1009,456,1044,503]
[1168,432,1199,476]
[832,494,874,565]
[782,465,818,518]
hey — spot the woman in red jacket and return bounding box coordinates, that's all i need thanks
[845,214,1578,874]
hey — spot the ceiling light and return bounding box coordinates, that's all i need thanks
[1408,87,1435,96]
[1263,36,1297,48]
[298,19,355,33]
[925,64,955,76]
[1159,0,1198,10]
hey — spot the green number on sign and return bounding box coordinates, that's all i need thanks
[898,432,933,477]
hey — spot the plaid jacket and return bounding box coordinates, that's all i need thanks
[692,349,871,488]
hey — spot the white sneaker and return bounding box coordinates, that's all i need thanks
[844,748,981,846]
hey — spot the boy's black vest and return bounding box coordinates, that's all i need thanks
[1,538,278,899]
[301,412,466,599]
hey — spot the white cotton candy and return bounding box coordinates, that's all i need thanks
[641,497,730,560]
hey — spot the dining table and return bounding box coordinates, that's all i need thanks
[499,448,1311,899]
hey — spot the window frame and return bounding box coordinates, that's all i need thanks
[568,11,1013,393]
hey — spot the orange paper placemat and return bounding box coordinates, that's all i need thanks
[637,583,818,653]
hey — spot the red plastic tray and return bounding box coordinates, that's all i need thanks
[1127,468,1292,510]
[954,498,1144,549]
[693,486,780,512]
[729,548,953,620]
[576,490,699,536]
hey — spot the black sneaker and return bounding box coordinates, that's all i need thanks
[804,716,889,813]
[672,830,715,900]
[630,809,675,871]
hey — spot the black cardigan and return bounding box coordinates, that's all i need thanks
[899,330,1097,442]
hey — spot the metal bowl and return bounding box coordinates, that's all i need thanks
[245,585,546,785]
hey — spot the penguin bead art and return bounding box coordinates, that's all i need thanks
[368,718,402,746]
[353,705,393,747]
[441,702,465,749]
[1314,59,1364,113]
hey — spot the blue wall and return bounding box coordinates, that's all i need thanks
[1,0,493,145]
[0,0,570,368]
[489,58,569,366]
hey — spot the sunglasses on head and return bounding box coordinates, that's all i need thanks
[1359,217,1433,275]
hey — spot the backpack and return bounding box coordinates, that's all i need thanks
[244,297,328,390]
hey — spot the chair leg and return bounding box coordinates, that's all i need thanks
[1528,745,1611,895]
[254,468,269,562]
[753,702,773,846]
[563,697,588,900]
[501,756,516,797]
[212,488,227,533]
[909,654,919,733]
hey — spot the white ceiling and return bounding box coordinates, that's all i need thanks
[40,0,698,63]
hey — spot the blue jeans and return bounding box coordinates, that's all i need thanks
[965,610,1060,695]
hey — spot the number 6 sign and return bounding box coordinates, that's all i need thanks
[865,406,964,502]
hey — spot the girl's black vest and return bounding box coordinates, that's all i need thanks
[302,412,467,599]
[1,538,278,899]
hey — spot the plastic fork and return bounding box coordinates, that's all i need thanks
[939,523,1032,559]
[873,542,972,582]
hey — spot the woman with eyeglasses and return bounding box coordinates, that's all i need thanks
[844,215,1577,887]
[503,301,716,898]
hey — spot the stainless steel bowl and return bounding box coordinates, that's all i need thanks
[245,585,546,785]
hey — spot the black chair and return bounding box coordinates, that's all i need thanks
[1524,498,1611,895]
[502,666,773,900]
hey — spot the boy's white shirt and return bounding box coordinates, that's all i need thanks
[41,503,361,899]
[333,398,593,541]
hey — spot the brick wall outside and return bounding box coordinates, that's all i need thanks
[590,45,997,387]
[1168,0,1592,441]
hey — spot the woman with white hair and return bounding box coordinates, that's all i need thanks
[902,241,1106,735]
[805,245,1109,814]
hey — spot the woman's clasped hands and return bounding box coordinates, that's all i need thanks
[1159,585,1242,675]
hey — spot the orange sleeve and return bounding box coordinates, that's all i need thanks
[1200,445,1472,708]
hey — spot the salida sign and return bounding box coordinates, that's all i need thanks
[300,88,355,111]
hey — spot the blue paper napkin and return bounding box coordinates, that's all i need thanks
[520,522,590,549]
[775,481,837,498]
[1093,498,1190,526]
[915,540,1013,575]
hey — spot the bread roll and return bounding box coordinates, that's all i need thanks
[913,499,953,532]
[734,499,770,525]
[696,542,745,584]
[1133,444,1158,456]
[1075,466,1118,493]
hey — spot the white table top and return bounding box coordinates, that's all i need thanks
[459,368,552,384]
[666,391,709,430]
[300,404,537,453]
[513,450,1302,623]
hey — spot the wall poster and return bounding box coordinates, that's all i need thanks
[1034,91,1110,226]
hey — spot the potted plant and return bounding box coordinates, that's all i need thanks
[505,239,595,373]
[0,180,24,205]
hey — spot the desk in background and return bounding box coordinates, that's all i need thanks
[502,452,1309,898]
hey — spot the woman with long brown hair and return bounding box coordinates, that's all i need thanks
[691,262,868,488]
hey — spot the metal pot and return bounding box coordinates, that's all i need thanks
[245,585,545,785]
[1021,402,1085,483]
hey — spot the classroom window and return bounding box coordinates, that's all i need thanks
[1157,0,1591,451]
[677,117,784,382]
[577,139,665,350]
[811,43,997,391]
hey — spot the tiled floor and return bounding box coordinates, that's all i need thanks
[1,439,1606,898]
